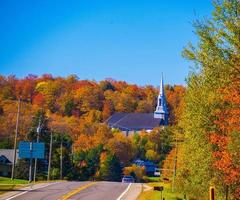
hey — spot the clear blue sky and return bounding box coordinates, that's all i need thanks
[0,0,213,86]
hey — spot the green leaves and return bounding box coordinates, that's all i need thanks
[177,0,240,199]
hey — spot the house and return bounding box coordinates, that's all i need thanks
[134,159,157,176]
[106,74,168,136]
[0,149,18,177]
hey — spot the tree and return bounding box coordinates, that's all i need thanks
[99,152,122,181]
[107,132,135,164]
[165,85,185,125]
[177,0,240,199]
[99,80,115,91]
[123,164,145,182]
[74,85,104,114]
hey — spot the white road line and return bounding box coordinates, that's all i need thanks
[116,183,132,200]
[5,182,59,200]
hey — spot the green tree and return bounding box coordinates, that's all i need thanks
[176,0,240,199]
[15,159,29,180]
[99,152,122,181]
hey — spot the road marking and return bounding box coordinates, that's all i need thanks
[5,182,59,200]
[116,183,132,200]
[59,182,96,200]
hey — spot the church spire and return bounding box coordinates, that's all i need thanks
[160,73,164,95]
[154,74,168,125]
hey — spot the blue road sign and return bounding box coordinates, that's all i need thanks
[19,141,45,159]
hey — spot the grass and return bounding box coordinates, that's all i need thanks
[0,177,28,195]
[138,181,184,200]
[143,176,160,182]
[0,177,28,184]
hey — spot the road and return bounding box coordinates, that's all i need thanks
[0,181,141,200]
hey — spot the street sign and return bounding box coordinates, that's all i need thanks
[19,141,45,159]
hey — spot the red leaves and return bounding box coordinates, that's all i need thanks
[210,80,240,187]
[33,93,45,107]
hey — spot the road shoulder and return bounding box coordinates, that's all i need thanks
[120,183,143,200]
[0,182,59,200]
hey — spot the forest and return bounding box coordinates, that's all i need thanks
[0,74,185,182]
[0,0,239,199]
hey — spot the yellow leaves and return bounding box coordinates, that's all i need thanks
[74,124,113,152]
[123,164,145,181]
[35,81,48,92]
[74,86,103,112]
[107,132,135,163]
[0,100,35,138]
[145,149,160,162]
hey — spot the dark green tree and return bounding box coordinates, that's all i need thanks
[99,153,122,181]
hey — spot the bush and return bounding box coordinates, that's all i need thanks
[123,164,145,182]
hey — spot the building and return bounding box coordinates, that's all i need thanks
[134,159,156,176]
[0,149,18,177]
[107,75,168,135]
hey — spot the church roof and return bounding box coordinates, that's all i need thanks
[0,149,18,164]
[106,113,163,131]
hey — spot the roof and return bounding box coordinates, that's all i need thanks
[134,159,156,172]
[0,149,18,164]
[0,155,11,164]
[106,113,164,131]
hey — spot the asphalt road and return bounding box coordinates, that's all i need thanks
[67,181,129,200]
[4,181,131,200]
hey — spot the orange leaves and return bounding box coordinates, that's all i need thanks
[210,79,240,187]
[215,81,240,133]
[33,93,45,107]
[74,85,103,113]
[210,133,228,149]
[74,124,113,152]
[165,85,186,125]
[107,132,135,163]
[102,100,114,120]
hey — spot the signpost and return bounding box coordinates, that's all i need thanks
[19,141,45,182]
[154,186,164,200]
[210,186,215,200]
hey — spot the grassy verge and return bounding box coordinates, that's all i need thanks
[143,176,160,182]
[0,177,28,195]
[0,177,28,184]
[138,182,184,200]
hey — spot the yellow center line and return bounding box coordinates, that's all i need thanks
[59,182,97,200]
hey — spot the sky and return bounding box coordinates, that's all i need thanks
[0,0,213,86]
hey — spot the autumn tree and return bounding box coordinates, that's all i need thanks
[99,152,122,181]
[176,0,240,199]
[107,132,135,164]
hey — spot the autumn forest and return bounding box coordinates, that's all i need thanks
[0,0,240,200]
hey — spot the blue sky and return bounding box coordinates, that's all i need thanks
[0,0,213,86]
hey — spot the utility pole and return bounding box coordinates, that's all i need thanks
[11,98,21,180]
[71,143,74,165]
[172,135,178,192]
[33,117,41,182]
[47,131,53,181]
[60,133,63,180]
[29,142,33,183]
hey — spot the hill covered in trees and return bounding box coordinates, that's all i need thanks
[0,74,184,181]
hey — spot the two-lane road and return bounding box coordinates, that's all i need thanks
[65,181,130,200]
[2,181,137,200]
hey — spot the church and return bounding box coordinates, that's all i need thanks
[106,75,168,136]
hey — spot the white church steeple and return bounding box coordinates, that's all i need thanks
[154,74,168,125]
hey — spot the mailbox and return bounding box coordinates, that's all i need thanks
[154,186,164,191]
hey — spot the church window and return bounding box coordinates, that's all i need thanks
[159,98,161,106]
